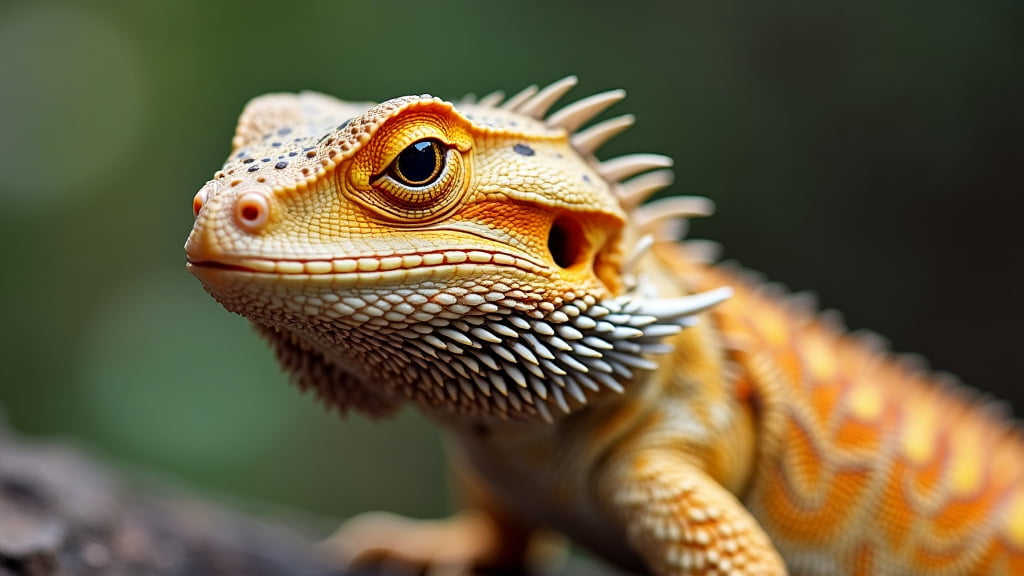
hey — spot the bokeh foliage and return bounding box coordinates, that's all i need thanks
[1,0,1021,527]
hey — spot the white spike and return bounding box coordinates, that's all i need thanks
[583,336,614,350]
[517,75,578,119]
[438,328,473,346]
[571,114,635,155]
[622,234,656,276]
[565,379,587,403]
[535,399,553,423]
[523,360,546,380]
[494,346,516,363]
[574,316,597,330]
[522,333,555,360]
[637,287,733,320]
[610,326,645,339]
[653,217,689,242]
[585,357,615,374]
[489,322,519,338]
[548,310,570,323]
[539,359,567,376]
[592,370,624,393]
[605,350,659,371]
[618,169,675,209]
[460,93,477,105]
[508,316,530,330]
[422,333,447,350]
[517,386,534,404]
[530,377,549,399]
[682,239,723,263]
[571,343,603,358]
[556,325,584,340]
[507,392,522,411]
[599,153,674,182]
[643,324,684,338]
[500,84,539,111]
[489,371,509,396]
[557,352,589,374]
[476,90,505,107]
[478,353,499,371]
[512,341,540,365]
[459,354,481,375]
[608,359,632,379]
[633,196,716,237]
[529,320,554,337]
[546,89,626,132]
[573,372,599,393]
[470,327,502,344]
[506,365,527,388]
[473,373,491,396]
[551,386,571,413]
[547,335,572,351]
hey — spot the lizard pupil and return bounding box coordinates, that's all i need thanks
[391,139,444,187]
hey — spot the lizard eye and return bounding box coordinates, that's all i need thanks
[388,139,445,187]
[352,124,472,225]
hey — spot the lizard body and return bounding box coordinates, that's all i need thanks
[185,77,1024,575]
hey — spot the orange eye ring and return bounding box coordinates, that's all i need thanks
[347,141,470,225]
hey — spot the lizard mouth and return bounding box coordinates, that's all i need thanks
[186,249,549,278]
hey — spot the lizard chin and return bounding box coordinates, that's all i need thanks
[222,267,732,422]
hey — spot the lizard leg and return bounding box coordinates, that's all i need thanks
[601,450,787,575]
[320,468,535,575]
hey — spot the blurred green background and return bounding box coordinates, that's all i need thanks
[1,0,1021,530]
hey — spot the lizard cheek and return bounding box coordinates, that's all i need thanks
[233,190,270,233]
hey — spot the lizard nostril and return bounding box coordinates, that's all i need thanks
[234,191,270,232]
[192,186,211,217]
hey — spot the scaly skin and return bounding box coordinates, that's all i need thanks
[185,77,1024,575]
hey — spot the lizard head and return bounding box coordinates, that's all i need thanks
[185,77,728,421]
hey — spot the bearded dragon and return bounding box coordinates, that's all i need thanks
[184,76,1024,575]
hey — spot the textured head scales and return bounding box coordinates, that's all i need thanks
[185,76,730,421]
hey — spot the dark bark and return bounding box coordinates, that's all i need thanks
[0,416,349,576]
[0,417,618,576]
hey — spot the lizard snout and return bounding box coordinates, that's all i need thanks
[185,183,274,265]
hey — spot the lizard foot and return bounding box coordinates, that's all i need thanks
[320,510,541,576]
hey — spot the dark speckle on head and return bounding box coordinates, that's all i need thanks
[275,161,288,169]
[277,127,292,136]
[272,142,282,147]
[262,158,270,162]
[337,118,351,130]
[236,151,248,159]
[288,151,298,157]
[247,165,259,172]
[582,174,591,183]
[243,158,255,164]
[513,143,535,157]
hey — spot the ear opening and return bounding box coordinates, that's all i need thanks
[548,214,587,269]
